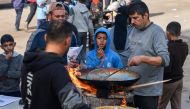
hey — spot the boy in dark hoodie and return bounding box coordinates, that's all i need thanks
[21,21,90,109]
[158,21,189,109]
[0,34,23,97]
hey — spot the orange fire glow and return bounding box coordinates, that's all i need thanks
[121,97,127,107]
[67,67,97,95]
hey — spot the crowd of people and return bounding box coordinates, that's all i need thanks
[0,0,189,109]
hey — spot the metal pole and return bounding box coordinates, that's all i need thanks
[129,79,172,89]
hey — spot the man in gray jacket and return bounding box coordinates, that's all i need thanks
[126,2,170,109]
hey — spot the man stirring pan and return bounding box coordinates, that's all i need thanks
[126,1,170,109]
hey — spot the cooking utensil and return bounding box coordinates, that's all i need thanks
[129,79,171,89]
[77,68,140,89]
[104,65,128,80]
[95,106,129,109]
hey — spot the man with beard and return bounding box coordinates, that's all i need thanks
[21,21,90,109]
[25,2,78,65]
[126,1,170,109]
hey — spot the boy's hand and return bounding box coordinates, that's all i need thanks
[97,48,104,59]
[5,52,13,60]
[73,71,81,76]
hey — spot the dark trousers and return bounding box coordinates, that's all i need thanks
[134,95,159,109]
[15,8,23,30]
[78,32,87,61]
[158,79,183,109]
[26,3,37,24]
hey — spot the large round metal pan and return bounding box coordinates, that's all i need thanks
[77,68,140,89]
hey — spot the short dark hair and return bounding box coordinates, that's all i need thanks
[166,21,181,37]
[128,1,149,16]
[46,21,73,43]
[0,34,14,45]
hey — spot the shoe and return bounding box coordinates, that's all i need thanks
[15,28,20,31]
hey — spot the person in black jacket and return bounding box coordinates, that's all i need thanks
[21,21,91,109]
[158,21,189,109]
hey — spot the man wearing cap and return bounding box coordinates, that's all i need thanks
[126,2,169,109]
[25,2,78,65]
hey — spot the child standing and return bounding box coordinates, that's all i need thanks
[85,27,123,69]
[158,21,189,109]
[12,0,25,31]
[0,34,23,97]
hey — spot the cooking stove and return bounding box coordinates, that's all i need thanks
[82,90,126,108]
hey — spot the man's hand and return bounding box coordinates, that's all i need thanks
[97,48,104,59]
[68,59,79,68]
[128,55,162,66]
[128,55,144,66]
[5,52,13,60]
[73,71,81,76]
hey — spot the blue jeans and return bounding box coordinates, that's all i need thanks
[15,8,23,30]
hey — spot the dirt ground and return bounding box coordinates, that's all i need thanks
[0,0,190,109]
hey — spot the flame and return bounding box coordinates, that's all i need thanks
[67,66,97,95]
[121,97,127,107]
[92,0,99,5]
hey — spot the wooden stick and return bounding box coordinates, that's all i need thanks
[129,79,172,89]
